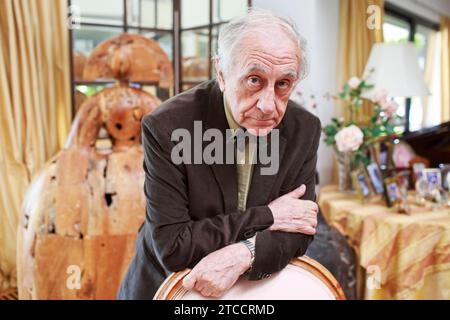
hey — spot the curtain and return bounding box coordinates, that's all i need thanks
[0,0,71,292]
[422,30,442,128]
[332,0,384,186]
[338,0,385,122]
[441,16,450,123]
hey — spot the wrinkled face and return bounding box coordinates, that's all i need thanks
[217,28,300,136]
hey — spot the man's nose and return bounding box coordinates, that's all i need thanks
[256,89,276,114]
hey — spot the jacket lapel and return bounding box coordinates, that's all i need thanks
[204,82,238,213]
[246,133,287,207]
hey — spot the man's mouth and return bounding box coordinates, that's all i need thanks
[248,117,276,126]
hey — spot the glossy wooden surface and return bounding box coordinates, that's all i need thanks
[154,256,346,300]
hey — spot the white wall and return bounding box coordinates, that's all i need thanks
[253,0,341,186]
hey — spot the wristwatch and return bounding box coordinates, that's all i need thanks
[241,239,255,270]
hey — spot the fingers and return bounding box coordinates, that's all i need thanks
[200,286,214,297]
[301,226,317,235]
[197,278,227,298]
[292,199,318,211]
[287,184,306,199]
[182,271,197,290]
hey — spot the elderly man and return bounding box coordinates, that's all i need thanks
[118,9,320,299]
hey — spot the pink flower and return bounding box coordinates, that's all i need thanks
[373,89,388,104]
[335,125,364,152]
[380,100,398,118]
[347,77,361,89]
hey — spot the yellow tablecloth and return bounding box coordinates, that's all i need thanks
[318,185,450,300]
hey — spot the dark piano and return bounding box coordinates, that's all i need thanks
[402,121,450,167]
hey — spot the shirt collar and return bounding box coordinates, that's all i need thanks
[223,95,241,137]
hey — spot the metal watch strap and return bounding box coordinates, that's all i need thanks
[241,239,255,270]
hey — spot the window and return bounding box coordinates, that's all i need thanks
[383,3,440,133]
[69,0,175,117]
[69,0,249,115]
[179,0,248,90]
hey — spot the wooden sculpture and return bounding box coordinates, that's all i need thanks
[73,52,87,81]
[83,33,174,89]
[74,90,87,113]
[182,56,209,82]
[17,86,160,299]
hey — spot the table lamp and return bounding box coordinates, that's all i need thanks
[362,43,430,99]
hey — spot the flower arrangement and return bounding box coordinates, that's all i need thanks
[324,75,400,165]
[323,73,401,190]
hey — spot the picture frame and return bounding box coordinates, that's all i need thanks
[369,141,392,171]
[383,176,401,207]
[396,170,411,190]
[423,168,442,191]
[412,162,425,182]
[409,156,429,185]
[366,162,384,194]
[351,167,373,202]
[439,164,450,191]
[447,172,450,193]
[369,143,383,168]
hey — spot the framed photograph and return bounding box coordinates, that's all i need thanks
[423,168,442,191]
[366,162,384,194]
[439,164,450,191]
[384,176,400,207]
[396,170,411,190]
[370,141,391,170]
[447,172,450,193]
[409,156,429,185]
[369,143,382,168]
[412,162,425,181]
[351,167,373,202]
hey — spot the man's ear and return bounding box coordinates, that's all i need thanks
[215,56,226,92]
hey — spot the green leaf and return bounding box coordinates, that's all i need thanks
[324,136,335,146]
[343,83,350,92]
[371,115,378,124]
[372,126,382,136]
[324,126,337,136]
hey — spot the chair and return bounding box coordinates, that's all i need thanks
[154,256,346,300]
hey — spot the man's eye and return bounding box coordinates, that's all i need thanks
[277,80,290,90]
[247,76,262,86]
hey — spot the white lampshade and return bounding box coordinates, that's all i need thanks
[362,43,430,99]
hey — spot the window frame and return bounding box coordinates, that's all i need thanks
[67,0,252,117]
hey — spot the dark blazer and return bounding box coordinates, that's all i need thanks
[118,80,322,299]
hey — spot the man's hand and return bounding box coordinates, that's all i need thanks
[268,184,318,235]
[182,242,251,297]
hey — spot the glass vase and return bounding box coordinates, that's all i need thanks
[337,152,354,193]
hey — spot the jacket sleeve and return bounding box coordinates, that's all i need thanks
[141,115,274,272]
[248,117,321,280]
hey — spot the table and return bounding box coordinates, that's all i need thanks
[318,185,450,300]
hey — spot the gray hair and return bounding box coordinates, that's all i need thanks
[216,8,309,82]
